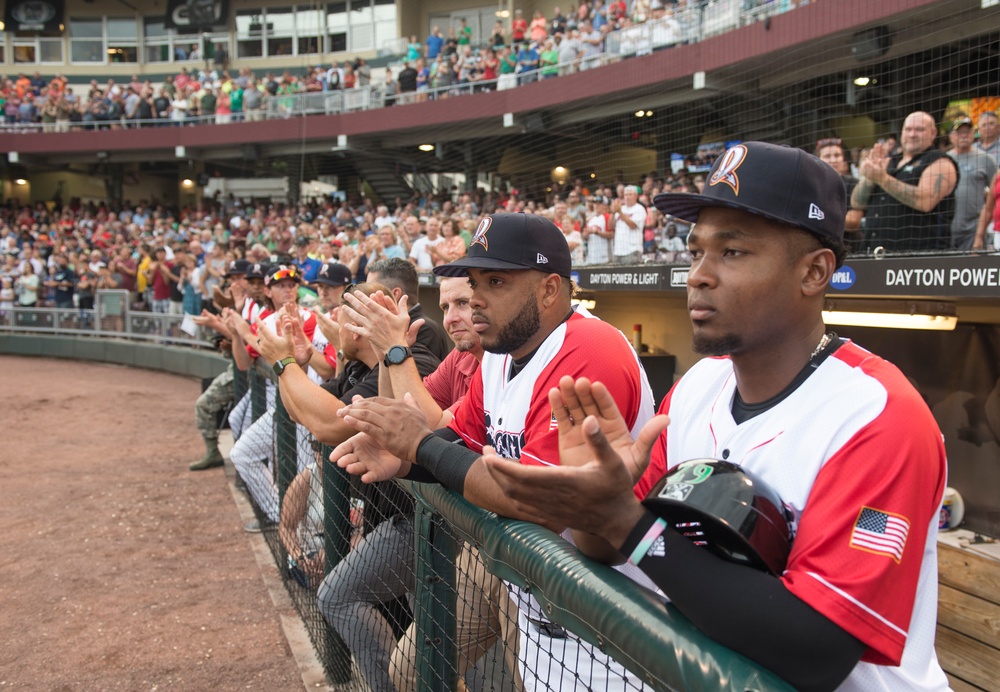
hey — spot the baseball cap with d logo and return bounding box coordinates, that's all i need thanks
[653,141,847,242]
[433,212,573,278]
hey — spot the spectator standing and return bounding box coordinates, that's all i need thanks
[426,26,444,60]
[551,6,568,35]
[815,138,864,246]
[516,42,540,84]
[456,18,473,47]
[243,81,263,121]
[612,185,647,263]
[490,21,506,50]
[397,62,418,104]
[383,70,397,106]
[557,29,583,75]
[579,20,604,70]
[47,254,76,309]
[409,215,444,271]
[215,87,232,125]
[584,195,614,264]
[539,39,560,79]
[153,88,171,122]
[407,35,422,62]
[511,9,528,46]
[145,247,174,313]
[355,58,371,87]
[16,262,39,307]
[852,111,959,251]
[135,87,154,124]
[530,10,549,43]
[975,168,1000,250]
[948,117,997,250]
[200,85,217,122]
[977,111,999,163]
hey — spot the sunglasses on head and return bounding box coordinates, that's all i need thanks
[816,138,843,148]
[268,266,300,284]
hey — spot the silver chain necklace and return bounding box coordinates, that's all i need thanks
[810,332,833,361]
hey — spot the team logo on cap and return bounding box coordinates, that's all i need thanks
[319,264,330,277]
[253,263,262,273]
[472,217,492,251]
[709,144,748,195]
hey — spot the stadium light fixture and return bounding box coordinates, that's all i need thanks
[418,144,435,152]
[853,76,871,86]
[635,110,645,117]
[14,178,28,185]
[181,179,195,188]
[822,299,957,331]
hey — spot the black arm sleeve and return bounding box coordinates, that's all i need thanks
[409,429,478,494]
[620,509,866,692]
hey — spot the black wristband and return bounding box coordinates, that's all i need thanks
[617,509,663,559]
[415,433,479,494]
[402,464,439,484]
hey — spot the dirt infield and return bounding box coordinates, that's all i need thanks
[0,356,305,690]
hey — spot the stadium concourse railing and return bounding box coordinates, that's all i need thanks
[0,303,792,691]
[0,0,797,133]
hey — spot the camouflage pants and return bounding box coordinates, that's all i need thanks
[195,364,234,441]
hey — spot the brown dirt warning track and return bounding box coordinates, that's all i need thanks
[0,356,304,690]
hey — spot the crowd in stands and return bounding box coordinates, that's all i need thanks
[0,0,729,129]
[3,107,999,320]
[0,167,716,319]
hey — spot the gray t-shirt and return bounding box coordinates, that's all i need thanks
[949,148,997,246]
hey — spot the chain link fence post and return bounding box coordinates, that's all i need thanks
[414,503,458,692]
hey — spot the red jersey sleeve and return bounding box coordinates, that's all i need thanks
[518,317,647,471]
[322,342,338,369]
[634,385,675,499]
[780,366,946,666]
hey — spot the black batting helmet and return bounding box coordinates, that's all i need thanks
[642,459,795,576]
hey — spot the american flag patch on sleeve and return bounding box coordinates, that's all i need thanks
[850,507,910,563]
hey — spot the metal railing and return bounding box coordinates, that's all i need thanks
[0,290,214,348]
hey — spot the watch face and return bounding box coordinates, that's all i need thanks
[385,345,409,365]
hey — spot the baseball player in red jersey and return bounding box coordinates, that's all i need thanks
[332,212,658,689]
[485,142,949,691]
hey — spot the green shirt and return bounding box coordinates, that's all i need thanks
[540,49,559,76]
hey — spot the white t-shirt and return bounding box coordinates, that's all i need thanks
[613,203,647,257]
[585,213,612,265]
[409,235,444,271]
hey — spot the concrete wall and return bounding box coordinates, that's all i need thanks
[0,335,228,380]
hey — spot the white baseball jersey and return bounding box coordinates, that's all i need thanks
[639,341,949,691]
[448,307,658,691]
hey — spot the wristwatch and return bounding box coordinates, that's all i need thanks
[383,345,412,367]
[272,356,297,377]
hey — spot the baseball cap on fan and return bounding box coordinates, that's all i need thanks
[433,212,572,278]
[653,141,847,242]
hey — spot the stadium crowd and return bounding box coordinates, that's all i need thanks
[0,0,743,129]
[2,107,999,320]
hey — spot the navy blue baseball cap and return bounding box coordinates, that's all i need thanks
[224,259,250,276]
[313,261,353,287]
[245,262,269,280]
[654,141,847,242]
[433,212,572,278]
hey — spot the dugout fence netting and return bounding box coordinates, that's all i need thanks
[251,0,1000,258]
